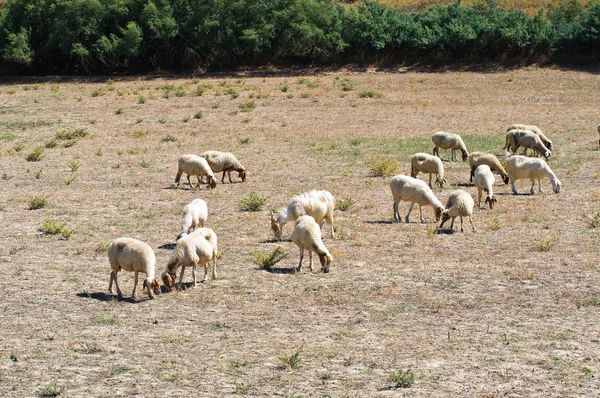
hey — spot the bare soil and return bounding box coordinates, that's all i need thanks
[1,68,600,397]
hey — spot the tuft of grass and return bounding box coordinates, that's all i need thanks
[340,78,357,91]
[489,216,502,231]
[41,218,73,238]
[2,173,13,180]
[388,368,415,388]
[194,111,203,119]
[161,134,177,143]
[300,92,311,98]
[28,196,47,210]
[96,149,103,156]
[13,143,24,152]
[95,241,109,253]
[279,84,289,92]
[358,90,383,98]
[586,210,600,228]
[64,174,76,185]
[45,139,57,148]
[239,192,267,212]
[536,238,555,252]
[182,116,190,123]
[26,147,44,162]
[34,168,43,179]
[136,118,143,124]
[56,128,88,140]
[91,315,119,325]
[158,117,167,124]
[138,95,146,104]
[114,108,124,115]
[575,295,600,309]
[280,345,303,370]
[369,156,399,177]
[68,160,80,172]
[234,382,253,395]
[239,137,250,145]
[239,101,256,112]
[251,247,287,271]
[91,88,105,97]
[39,381,62,397]
[337,197,356,212]
[140,159,151,168]
[63,140,76,148]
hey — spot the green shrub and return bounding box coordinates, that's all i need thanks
[358,90,382,98]
[28,196,47,210]
[251,246,287,270]
[239,101,256,112]
[239,192,267,211]
[56,128,88,140]
[39,381,62,397]
[388,368,415,388]
[369,156,399,177]
[26,147,44,161]
[280,345,303,370]
[337,197,355,211]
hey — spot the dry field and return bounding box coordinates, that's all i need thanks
[1,67,600,397]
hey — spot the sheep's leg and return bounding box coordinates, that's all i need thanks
[405,202,416,223]
[469,215,475,232]
[297,248,304,273]
[451,149,455,161]
[460,216,464,233]
[109,270,121,296]
[108,270,114,294]
[512,182,518,195]
[212,256,217,280]
[329,222,335,238]
[228,171,233,183]
[111,270,124,297]
[469,169,474,183]
[221,171,226,183]
[309,251,314,273]
[530,180,536,195]
[450,217,456,231]
[196,176,202,189]
[428,174,433,188]
[419,204,425,223]
[477,189,482,208]
[192,264,197,287]
[178,266,186,290]
[186,174,193,188]
[131,271,139,299]
[538,179,543,193]
[393,202,402,223]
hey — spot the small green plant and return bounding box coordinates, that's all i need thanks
[13,143,24,152]
[337,197,355,212]
[45,139,57,148]
[239,192,267,211]
[96,149,103,156]
[39,381,62,397]
[26,147,44,162]
[91,88,105,97]
[50,84,59,92]
[89,119,96,124]
[490,216,502,231]
[63,140,75,148]
[587,210,600,228]
[349,138,363,146]
[162,134,177,143]
[64,174,76,185]
[158,117,167,124]
[388,368,415,388]
[114,108,123,115]
[28,196,47,210]
[369,156,399,177]
[575,295,600,309]
[358,90,383,98]
[182,116,190,123]
[239,101,256,112]
[68,160,80,172]
[95,241,109,253]
[138,95,146,104]
[175,88,186,97]
[34,168,43,179]
[239,137,250,145]
[41,218,67,235]
[140,159,151,168]
[211,102,220,109]
[300,92,311,98]
[279,84,289,92]
[56,128,88,140]
[91,315,119,325]
[194,111,203,119]
[234,382,253,395]
[136,118,143,123]
[536,238,555,252]
[2,173,13,180]
[340,78,357,91]
[225,87,239,98]
[251,246,287,270]
[280,345,303,370]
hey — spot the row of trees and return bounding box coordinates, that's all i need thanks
[1,0,599,73]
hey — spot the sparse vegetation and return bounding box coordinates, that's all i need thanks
[41,218,73,239]
[39,381,62,397]
[26,146,44,162]
[337,197,356,212]
[162,134,177,143]
[369,156,399,177]
[358,90,383,98]
[279,345,303,370]
[251,246,287,271]
[239,192,267,212]
[388,368,415,388]
[68,160,80,172]
[194,111,203,119]
[239,101,256,112]
[56,128,88,140]
[28,195,47,210]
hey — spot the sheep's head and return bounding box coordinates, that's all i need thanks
[553,179,562,193]
[270,210,282,240]
[176,232,187,241]
[439,210,451,227]
[543,150,551,160]
[161,271,176,292]
[239,170,247,182]
[502,174,510,185]
[435,176,447,188]
[208,176,217,189]
[485,196,498,209]
[461,151,469,162]
[546,141,553,150]
[434,206,444,222]
[319,253,333,273]
[143,278,160,299]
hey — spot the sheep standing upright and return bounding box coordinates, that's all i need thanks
[271,190,335,240]
[473,165,497,209]
[291,215,333,273]
[468,152,509,184]
[410,152,446,188]
[432,131,469,161]
[506,155,561,195]
[107,238,160,300]
[505,129,551,160]
[174,154,217,190]
[390,174,444,223]
[177,199,208,241]
[440,190,476,233]
[507,124,552,150]
[162,228,218,291]
[200,151,247,184]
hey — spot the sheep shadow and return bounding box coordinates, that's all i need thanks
[158,243,177,250]
[366,220,394,225]
[260,238,292,243]
[263,267,297,274]
[77,292,139,303]
[456,182,473,187]
[435,228,456,235]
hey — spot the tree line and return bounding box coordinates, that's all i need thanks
[1,0,599,74]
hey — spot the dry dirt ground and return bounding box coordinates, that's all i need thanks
[1,68,600,397]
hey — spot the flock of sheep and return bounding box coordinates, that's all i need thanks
[107,123,562,301]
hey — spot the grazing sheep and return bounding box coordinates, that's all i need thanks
[107,238,160,300]
[507,124,552,150]
[505,129,551,160]
[174,154,217,190]
[473,165,497,209]
[410,152,447,188]
[177,199,208,241]
[390,174,444,223]
[432,131,469,161]
[506,155,561,195]
[440,190,476,233]
[291,215,333,273]
[162,228,218,291]
[271,190,335,240]
[468,152,510,184]
[200,151,247,184]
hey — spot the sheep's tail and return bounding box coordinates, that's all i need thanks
[175,167,183,184]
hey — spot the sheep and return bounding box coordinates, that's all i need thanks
[505,129,551,160]
[162,228,218,291]
[410,152,447,188]
[506,155,561,195]
[290,215,333,273]
[107,238,160,300]
[177,199,208,241]
[468,152,510,184]
[270,190,335,240]
[473,165,497,209]
[200,150,247,184]
[174,154,217,190]
[439,190,476,233]
[390,174,444,223]
[507,124,552,150]
[432,131,469,162]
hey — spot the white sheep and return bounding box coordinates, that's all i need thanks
[177,199,208,241]
[507,124,552,150]
[505,129,551,160]
[162,228,218,291]
[410,152,447,188]
[506,155,561,195]
[432,131,469,161]
[439,190,476,233]
[390,174,444,223]
[107,238,160,300]
[468,152,510,185]
[200,150,247,184]
[270,190,335,240]
[174,154,217,190]
[473,165,497,209]
[291,215,333,273]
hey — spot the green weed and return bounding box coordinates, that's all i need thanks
[26,147,44,162]
[388,368,415,388]
[28,196,47,210]
[251,246,287,271]
[239,192,267,212]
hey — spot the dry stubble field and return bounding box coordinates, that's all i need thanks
[1,68,600,397]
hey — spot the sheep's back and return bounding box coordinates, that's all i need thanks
[108,238,155,273]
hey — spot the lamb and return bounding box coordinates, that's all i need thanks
[390,174,444,223]
[505,129,551,160]
[107,238,160,300]
[432,131,469,162]
[174,154,217,190]
[473,165,497,209]
[200,150,247,184]
[162,228,218,291]
[506,155,561,195]
[270,190,335,240]
[410,152,447,188]
[177,199,208,241]
[507,124,552,151]
[290,215,333,273]
[468,152,510,184]
[439,190,476,233]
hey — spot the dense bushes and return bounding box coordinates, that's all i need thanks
[0,0,599,73]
